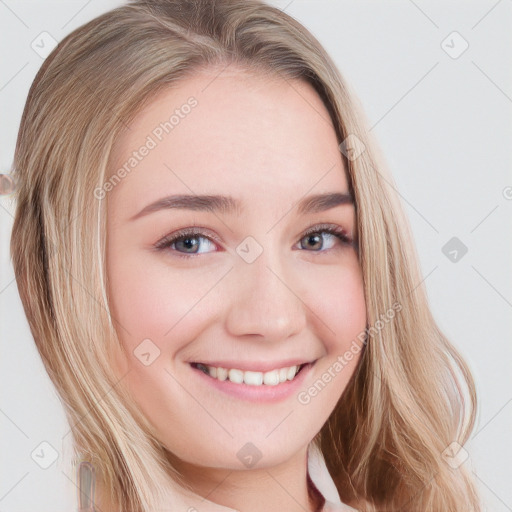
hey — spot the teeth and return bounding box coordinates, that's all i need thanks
[263,370,280,386]
[195,363,303,386]
[244,371,263,386]
[216,367,228,381]
[228,368,244,384]
[286,366,297,381]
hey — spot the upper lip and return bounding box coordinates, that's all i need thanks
[189,359,315,372]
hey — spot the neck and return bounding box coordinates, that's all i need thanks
[168,445,325,512]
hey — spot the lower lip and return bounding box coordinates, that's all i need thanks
[189,362,314,403]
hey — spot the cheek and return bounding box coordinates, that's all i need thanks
[302,258,366,391]
[324,270,367,349]
[106,256,221,450]
[305,255,367,351]
[281,256,366,418]
[107,250,219,351]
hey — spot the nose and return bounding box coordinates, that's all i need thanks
[224,248,306,342]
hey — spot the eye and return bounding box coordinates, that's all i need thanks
[154,223,354,260]
[296,223,353,253]
[154,227,218,259]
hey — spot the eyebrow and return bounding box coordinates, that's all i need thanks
[129,192,353,221]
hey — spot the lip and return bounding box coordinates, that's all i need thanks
[189,360,315,403]
[187,358,314,372]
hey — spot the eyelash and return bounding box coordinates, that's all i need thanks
[154,223,353,260]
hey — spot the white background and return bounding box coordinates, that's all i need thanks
[1,1,511,510]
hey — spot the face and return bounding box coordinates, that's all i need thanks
[105,66,367,474]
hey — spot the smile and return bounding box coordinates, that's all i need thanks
[190,362,307,386]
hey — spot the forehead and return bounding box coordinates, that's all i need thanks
[107,66,350,216]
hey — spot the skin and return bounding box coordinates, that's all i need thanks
[105,64,367,512]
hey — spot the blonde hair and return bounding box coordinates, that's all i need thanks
[10,0,481,510]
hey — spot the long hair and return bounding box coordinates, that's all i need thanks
[9,0,481,510]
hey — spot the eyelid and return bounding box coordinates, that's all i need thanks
[300,223,353,244]
[154,226,223,251]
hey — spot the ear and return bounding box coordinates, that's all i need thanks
[0,173,17,195]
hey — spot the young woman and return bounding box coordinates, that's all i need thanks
[9,0,481,510]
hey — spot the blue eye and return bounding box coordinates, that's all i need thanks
[298,224,352,252]
[154,224,353,260]
[154,228,218,259]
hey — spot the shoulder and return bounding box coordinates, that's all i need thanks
[322,499,360,512]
